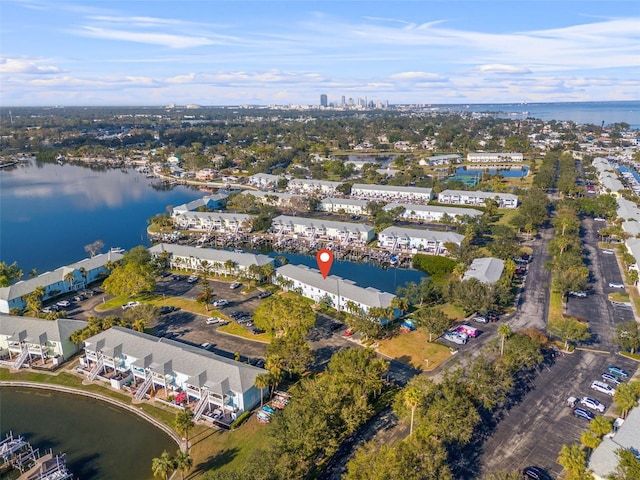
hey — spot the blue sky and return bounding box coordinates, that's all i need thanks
[1,0,639,106]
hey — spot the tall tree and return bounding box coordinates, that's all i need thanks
[498,324,512,357]
[151,451,174,480]
[557,444,592,480]
[403,386,422,438]
[613,383,638,418]
[173,450,192,480]
[549,318,590,351]
[616,321,640,354]
[254,373,271,407]
[174,408,195,452]
[414,307,450,342]
[0,261,22,287]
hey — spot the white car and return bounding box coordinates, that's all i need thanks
[187,275,199,283]
[569,291,588,298]
[602,249,615,255]
[444,331,467,345]
[580,396,606,413]
[206,317,225,325]
[591,380,616,396]
[213,299,229,307]
[472,316,488,323]
[230,282,242,289]
[56,300,71,308]
[609,282,625,289]
[122,301,141,310]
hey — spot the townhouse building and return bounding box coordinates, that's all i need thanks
[437,190,519,209]
[173,212,254,234]
[467,152,523,163]
[317,198,370,215]
[383,203,482,222]
[286,179,342,196]
[350,184,434,204]
[270,215,375,244]
[377,226,464,255]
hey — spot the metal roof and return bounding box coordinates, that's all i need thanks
[463,257,505,284]
[272,215,374,234]
[378,226,464,244]
[148,244,273,268]
[351,184,433,195]
[588,407,640,478]
[0,315,88,344]
[384,203,483,217]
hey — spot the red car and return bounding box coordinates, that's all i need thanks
[343,329,354,337]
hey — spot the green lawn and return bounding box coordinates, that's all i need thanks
[608,292,631,303]
[439,303,465,321]
[377,329,452,370]
[217,322,270,343]
[548,290,564,326]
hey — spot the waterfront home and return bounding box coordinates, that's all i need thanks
[247,173,284,190]
[437,190,519,209]
[467,152,523,163]
[271,215,375,244]
[419,154,462,166]
[0,252,123,314]
[317,197,370,215]
[377,226,464,255]
[274,264,398,323]
[0,315,87,369]
[593,157,624,195]
[148,244,273,276]
[350,184,434,204]
[463,257,505,284]
[173,212,254,234]
[241,190,307,210]
[171,193,229,216]
[587,406,640,479]
[82,327,266,422]
[286,179,342,196]
[383,203,482,223]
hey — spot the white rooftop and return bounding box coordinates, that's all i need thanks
[463,257,505,284]
[148,244,273,268]
[378,226,464,244]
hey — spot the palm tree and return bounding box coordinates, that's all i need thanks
[64,271,76,292]
[254,373,271,407]
[174,408,194,452]
[614,383,639,418]
[390,296,409,315]
[29,268,38,279]
[132,319,146,332]
[265,355,285,393]
[173,450,192,480]
[224,259,237,277]
[498,324,511,357]
[260,263,275,283]
[151,450,174,480]
[78,267,88,288]
[403,385,421,438]
[556,443,589,480]
[199,260,210,279]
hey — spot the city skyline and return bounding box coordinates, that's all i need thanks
[1,0,639,106]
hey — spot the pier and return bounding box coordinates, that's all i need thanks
[0,432,74,480]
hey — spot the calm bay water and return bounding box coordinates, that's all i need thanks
[0,161,205,273]
[0,388,176,480]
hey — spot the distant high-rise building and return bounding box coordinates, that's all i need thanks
[341,96,346,107]
[320,94,328,107]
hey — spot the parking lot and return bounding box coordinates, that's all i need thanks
[480,351,637,478]
[480,216,639,478]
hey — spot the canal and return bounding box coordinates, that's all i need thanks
[0,387,176,480]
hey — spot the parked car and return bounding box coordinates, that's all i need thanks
[602,249,615,255]
[608,365,629,378]
[258,291,272,299]
[251,327,264,335]
[602,373,622,385]
[574,407,596,421]
[444,331,467,345]
[569,291,588,298]
[580,397,606,413]
[456,325,478,338]
[72,295,84,302]
[213,299,229,307]
[609,282,625,288]
[230,282,242,289]
[122,301,141,310]
[343,329,354,337]
[55,300,71,308]
[187,275,199,283]
[159,305,178,314]
[200,342,214,351]
[329,322,344,331]
[591,380,616,396]
[472,316,488,324]
[41,306,59,313]
[206,317,225,325]
[522,466,550,480]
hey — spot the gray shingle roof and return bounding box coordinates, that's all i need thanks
[272,215,374,234]
[173,193,229,213]
[384,203,483,218]
[276,263,395,309]
[148,244,273,268]
[463,257,505,284]
[241,190,302,201]
[588,407,640,478]
[617,198,640,221]
[0,314,87,344]
[174,211,254,225]
[84,327,264,394]
[351,184,433,195]
[378,226,464,244]
[0,251,123,302]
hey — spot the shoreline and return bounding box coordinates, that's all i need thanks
[0,380,183,448]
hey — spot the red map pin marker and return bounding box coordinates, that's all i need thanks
[316,249,334,279]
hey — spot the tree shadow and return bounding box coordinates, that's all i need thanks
[189,447,240,477]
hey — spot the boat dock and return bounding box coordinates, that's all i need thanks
[0,432,74,480]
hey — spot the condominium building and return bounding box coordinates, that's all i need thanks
[383,203,482,222]
[246,173,284,190]
[0,252,123,314]
[377,226,464,254]
[0,315,88,369]
[286,179,342,196]
[172,193,229,216]
[271,215,375,244]
[148,244,273,275]
[467,152,523,163]
[463,257,505,284]
[82,327,265,421]
[350,184,434,203]
[275,264,397,323]
[317,198,370,215]
[437,190,519,209]
[173,212,254,233]
[241,190,306,210]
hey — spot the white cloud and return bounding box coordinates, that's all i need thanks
[476,64,532,74]
[390,71,444,81]
[75,26,215,48]
[0,57,63,74]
